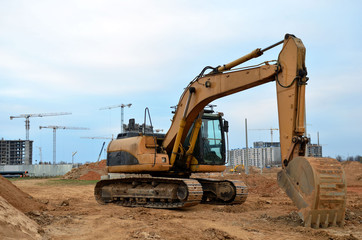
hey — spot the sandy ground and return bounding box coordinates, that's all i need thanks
[10,165,361,240]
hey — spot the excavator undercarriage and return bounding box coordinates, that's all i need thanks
[95,176,247,208]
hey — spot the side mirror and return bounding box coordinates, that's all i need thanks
[223,120,229,133]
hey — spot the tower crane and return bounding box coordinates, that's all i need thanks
[9,112,72,141]
[250,128,279,145]
[100,103,132,133]
[81,137,112,162]
[80,137,113,140]
[39,126,89,164]
[9,112,71,164]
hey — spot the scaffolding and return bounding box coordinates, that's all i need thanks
[0,140,33,165]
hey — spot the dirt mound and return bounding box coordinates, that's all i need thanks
[202,228,240,240]
[194,171,281,197]
[63,160,107,180]
[342,161,362,186]
[0,175,44,213]
[248,166,261,174]
[243,173,281,196]
[0,196,42,240]
[79,171,102,180]
[261,166,281,174]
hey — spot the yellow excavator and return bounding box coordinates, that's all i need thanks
[230,165,244,173]
[95,34,346,228]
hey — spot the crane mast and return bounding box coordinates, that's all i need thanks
[100,103,132,133]
[39,126,89,164]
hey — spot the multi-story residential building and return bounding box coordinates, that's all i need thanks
[229,141,322,168]
[229,143,281,168]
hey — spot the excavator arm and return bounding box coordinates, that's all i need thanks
[163,58,276,153]
[165,63,278,163]
[163,34,304,162]
[162,34,346,228]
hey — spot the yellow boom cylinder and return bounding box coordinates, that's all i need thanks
[217,48,263,72]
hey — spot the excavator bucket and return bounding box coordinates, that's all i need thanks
[277,157,346,228]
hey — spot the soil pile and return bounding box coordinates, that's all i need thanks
[243,173,281,196]
[79,171,102,180]
[0,175,44,213]
[63,159,107,180]
[194,171,281,197]
[0,175,44,239]
[342,161,362,186]
[0,196,42,240]
[248,166,261,174]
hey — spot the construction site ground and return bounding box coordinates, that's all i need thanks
[1,161,361,240]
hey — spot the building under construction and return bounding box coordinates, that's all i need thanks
[0,139,33,165]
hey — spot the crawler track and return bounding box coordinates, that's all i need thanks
[195,178,248,204]
[94,177,203,208]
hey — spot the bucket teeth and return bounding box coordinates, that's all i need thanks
[303,211,344,228]
[313,214,321,229]
[304,214,312,228]
[332,212,337,226]
[322,214,329,228]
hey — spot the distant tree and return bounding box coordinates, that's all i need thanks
[354,155,362,162]
[335,155,343,162]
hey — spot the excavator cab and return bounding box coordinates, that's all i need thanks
[183,113,226,166]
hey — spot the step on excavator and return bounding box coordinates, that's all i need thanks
[95,34,346,228]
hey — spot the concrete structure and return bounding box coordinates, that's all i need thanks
[0,164,74,177]
[307,144,322,157]
[229,141,282,168]
[0,139,33,165]
[253,141,280,148]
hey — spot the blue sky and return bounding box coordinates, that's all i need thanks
[1,0,361,164]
